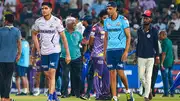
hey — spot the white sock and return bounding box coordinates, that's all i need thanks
[113,96,117,100]
[23,88,28,93]
[126,89,130,93]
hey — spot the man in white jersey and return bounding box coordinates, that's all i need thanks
[32,2,71,101]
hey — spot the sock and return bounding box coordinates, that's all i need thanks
[126,89,130,93]
[48,94,53,100]
[23,88,28,93]
[113,96,117,100]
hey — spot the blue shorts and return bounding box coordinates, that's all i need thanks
[16,65,27,77]
[106,49,125,70]
[41,53,60,71]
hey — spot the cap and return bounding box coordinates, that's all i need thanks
[80,16,92,21]
[142,10,152,17]
[107,1,117,8]
[42,2,52,8]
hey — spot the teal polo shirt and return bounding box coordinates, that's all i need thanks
[60,29,83,60]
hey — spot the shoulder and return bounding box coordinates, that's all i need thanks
[52,16,62,22]
[118,15,128,21]
[35,17,44,23]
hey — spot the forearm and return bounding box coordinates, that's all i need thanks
[161,53,166,65]
[61,32,70,56]
[103,33,108,56]
[125,35,131,53]
[32,32,40,52]
[17,39,22,55]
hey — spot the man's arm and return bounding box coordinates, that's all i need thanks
[16,38,22,62]
[32,31,40,55]
[161,52,166,66]
[59,31,71,63]
[103,32,108,62]
[124,28,131,53]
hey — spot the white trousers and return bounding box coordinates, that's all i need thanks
[138,57,154,98]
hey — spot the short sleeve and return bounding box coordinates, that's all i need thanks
[122,17,130,29]
[57,19,65,33]
[162,42,168,53]
[32,20,39,32]
[16,29,21,41]
[103,19,107,32]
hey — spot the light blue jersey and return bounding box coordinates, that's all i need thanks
[104,15,129,50]
[17,40,30,67]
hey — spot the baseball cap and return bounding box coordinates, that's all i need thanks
[107,1,117,8]
[42,2,52,8]
[142,10,152,17]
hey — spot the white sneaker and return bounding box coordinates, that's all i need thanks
[33,90,40,96]
[44,89,48,96]
[56,91,61,96]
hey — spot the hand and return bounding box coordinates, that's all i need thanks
[133,57,137,64]
[65,55,71,64]
[121,51,128,62]
[161,64,165,71]
[155,57,160,65]
[16,53,21,62]
[37,49,41,56]
[103,53,107,65]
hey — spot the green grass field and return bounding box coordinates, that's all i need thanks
[11,94,180,101]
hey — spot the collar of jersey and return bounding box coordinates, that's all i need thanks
[5,25,14,28]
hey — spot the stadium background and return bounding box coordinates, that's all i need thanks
[0,0,180,95]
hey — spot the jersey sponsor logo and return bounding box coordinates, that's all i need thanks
[40,30,55,33]
[107,28,121,32]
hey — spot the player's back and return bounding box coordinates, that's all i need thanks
[0,27,21,62]
[104,15,129,50]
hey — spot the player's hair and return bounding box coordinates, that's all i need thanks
[71,13,80,19]
[42,2,52,8]
[5,14,14,23]
[21,31,26,38]
[65,17,76,27]
[99,9,108,17]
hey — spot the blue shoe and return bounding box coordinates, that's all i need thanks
[47,94,53,101]
[53,92,60,101]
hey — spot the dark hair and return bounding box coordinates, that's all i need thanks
[21,31,26,38]
[71,13,80,19]
[98,9,108,17]
[42,2,52,8]
[5,14,14,23]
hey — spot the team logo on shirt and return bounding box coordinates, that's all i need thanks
[147,34,151,38]
[116,22,120,26]
[50,24,55,28]
[107,23,111,27]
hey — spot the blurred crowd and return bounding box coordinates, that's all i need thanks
[0,0,180,62]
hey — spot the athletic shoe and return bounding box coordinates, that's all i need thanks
[149,91,153,100]
[47,94,53,101]
[44,89,49,96]
[56,91,61,96]
[53,92,60,101]
[144,97,150,101]
[33,90,40,96]
[111,97,119,101]
[80,94,90,100]
[126,92,134,101]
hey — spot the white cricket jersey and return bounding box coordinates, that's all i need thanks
[32,15,64,55]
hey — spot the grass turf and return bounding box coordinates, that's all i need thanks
[11,94,180,101]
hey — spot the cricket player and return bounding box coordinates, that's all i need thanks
[89,9,111,100]
[103,1,134,101]
[32,2,71,101]
[16,31,30,96]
